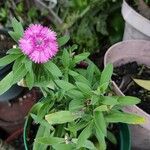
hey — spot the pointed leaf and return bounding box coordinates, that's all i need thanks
[105,111,145,124]
[118,96,141,106]
[74,52,90,64]
[58,35,70,47]
[45,111,81,125]
[44,61,62,78]
[99,63,113,92]
[0,71,13,95]
[133,79,150,91]
[55,80,76,91]
[94,111,107,136]
[94,105,108,112]
[77,122,93,149]
[0,54,20,67]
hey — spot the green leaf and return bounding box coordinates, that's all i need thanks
[86,63,95,84]
[99,63,113,92]
[105,111,145,124]
[69,70,90,86]
[72,139,96,150]
[45,111,81,125]
[95,126,106,150]
[133,79,150,91]
[76,82,92,96]
[0,54,20,67]
[35,137,64,145]
[33,125,50,150]
[58,35,70,47]
[67,89,84,100]
[26,70,34,89]
[77,122,93,149]
[12,55,24,71]
[24,59,33,72]
[12,64,28,84]
[44,61,62,78]
[9,18,24,42]
[62,49,70,67]
[11,18,24,36]
[73,52,90,64]
[117,96,141,106]
[7,48,22,54]
[55,80,76,91]
[69,44,78,52]
[0,71,13,95]
[94,111,107,136]
[107,131,117,145]
[102,96,118,105]
[53,144,75,150]
[9,31,21,42]
[94,105,108,112]
[69,99,84,111]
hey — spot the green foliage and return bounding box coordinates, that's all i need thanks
[56,0,124,53]
[0,0,48,27]
[24,62,144,150]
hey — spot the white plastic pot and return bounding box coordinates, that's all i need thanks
[104,40,150,150]
[122,0,150,40]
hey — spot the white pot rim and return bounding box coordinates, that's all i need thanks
[122,0,150,37]
[104,40,150,130]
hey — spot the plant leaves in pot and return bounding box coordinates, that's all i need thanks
[104,40,150,149]
[23,63,144,150]
[121,0,150,40]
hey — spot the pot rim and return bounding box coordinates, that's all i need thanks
[104,40,150,131]
[121,0,150,37]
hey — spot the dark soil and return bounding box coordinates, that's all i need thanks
[0,32,15,57]
[113,61,150,114]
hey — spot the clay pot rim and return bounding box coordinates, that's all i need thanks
[104,40,150,130]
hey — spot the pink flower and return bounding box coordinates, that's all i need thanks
[19,24,58,63]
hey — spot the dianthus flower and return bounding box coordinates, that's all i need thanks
[19,24,58,63]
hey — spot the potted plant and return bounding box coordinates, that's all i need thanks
[122,0,150,40]
[104,40,150,149]
[23,62,144,150]
[0,17,89,140]
[1,18,144,150]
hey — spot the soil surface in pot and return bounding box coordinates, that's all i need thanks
[113,61,150,114]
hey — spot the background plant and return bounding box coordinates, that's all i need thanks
[0,0,49,28]
[54,0,124,53]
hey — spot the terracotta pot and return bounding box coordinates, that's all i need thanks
[0,89,38,134]
[104,40,150,150]
[121,0,150,40]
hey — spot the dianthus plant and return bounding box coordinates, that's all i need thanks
[25,63,145,150]
[0,18,90,96]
